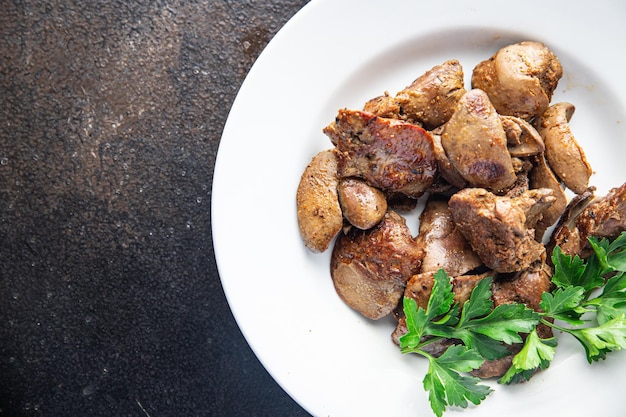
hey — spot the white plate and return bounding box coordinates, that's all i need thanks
[212,1,626,416]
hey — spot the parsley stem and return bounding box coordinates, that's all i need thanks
[416,336,449,351]
[541,318,572,334]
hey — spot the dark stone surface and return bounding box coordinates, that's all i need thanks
[0,0,311,416]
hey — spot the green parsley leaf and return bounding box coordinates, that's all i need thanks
[608,250,626,273]
[604,232,626,272]
[588,236,612,275]
[399,232,626,416]
[589,233,626,274]
[578,253,606,293]
[429,276,539,359]
[567,314,626,362]
[552,245,604,291]
[551,245,586,288]
[434,344,486,374]
[593,272,626,324]
[459,303,539,345]
[400,270,541,415]
[456,276,494,326]
[427,269,456,321]
[607,232,626,254]
[462,333,512,361]
[499,329,557,384]
[399,297,429,352]
[423,346,491,417]
[539,286,587,325]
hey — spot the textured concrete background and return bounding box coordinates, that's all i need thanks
[0,0,310,415]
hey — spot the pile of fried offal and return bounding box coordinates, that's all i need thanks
[296,41,626,379]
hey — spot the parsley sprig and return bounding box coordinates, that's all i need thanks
[400,232,626,416]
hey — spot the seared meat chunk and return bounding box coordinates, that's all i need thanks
[535,102,591,195]
[449,188,555,273]
[504,157,533,199]
[364,60,466,130]
[362,92,400,121]
[501,115,545,157]
[337,177,387,230]
[330,211,424,320]
[416,196,482,276]
[384,191,418,212]
[296,149,343,253]
[471,41,563,120]
[430,132,467,189]
[529,153,568,240]
[440,89,517,192]
[578,183,626,240]
[492,261,553,312]
[547,190,595,258]
[323,109,437,198]
[550,182,626,258]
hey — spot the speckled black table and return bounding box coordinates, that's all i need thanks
[0,1,311,415]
